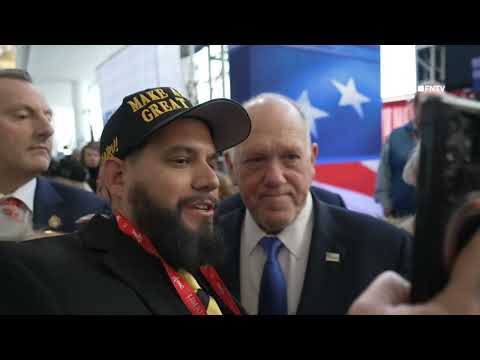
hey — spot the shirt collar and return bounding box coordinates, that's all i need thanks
[0,178,37,213]
[243,192,314,259]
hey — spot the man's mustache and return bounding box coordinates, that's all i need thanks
[177,195,218,211]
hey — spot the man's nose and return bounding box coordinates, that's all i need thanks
[35,113,54,140]
[263,159,287,187]
[192,162,220,193]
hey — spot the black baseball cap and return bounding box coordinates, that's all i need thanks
[100,87,251,161]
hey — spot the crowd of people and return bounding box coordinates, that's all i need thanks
[45,142,100,192]
[1,67,480,315]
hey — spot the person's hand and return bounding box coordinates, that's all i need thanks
[430,227,480,314]
[349,228,480,315]
[348,271,415,315]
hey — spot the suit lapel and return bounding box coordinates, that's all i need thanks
[218,206,244,300]
[218,191,349,314]
[83,215,189,315]
[33,177,64,230]
[296,194,347,315]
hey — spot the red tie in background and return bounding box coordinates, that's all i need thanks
[0,197,28,223]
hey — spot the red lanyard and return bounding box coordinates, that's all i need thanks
[115,212,241,315]
[199,264,241,316]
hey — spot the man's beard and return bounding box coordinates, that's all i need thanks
[128,182,225,273]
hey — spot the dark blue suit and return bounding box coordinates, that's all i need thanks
[33,176,111,233]
[217,190,412,314]
[218,186,346,215]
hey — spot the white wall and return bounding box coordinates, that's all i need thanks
[36,81,76,157]
[72,81,92,148]
[83,84,104,143]
[156,45,186,91]
[19,45,126,153]
[380,45,417,101]
[96,45,186,123]
[36,81,73,108]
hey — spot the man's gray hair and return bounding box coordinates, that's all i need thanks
[228,93,312,160]
[0,68,32,83]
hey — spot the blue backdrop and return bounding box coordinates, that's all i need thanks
[229,45,381,164]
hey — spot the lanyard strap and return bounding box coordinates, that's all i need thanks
[200,265,241,315]
[115,213,240,315]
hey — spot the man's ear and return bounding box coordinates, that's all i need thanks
[310,143,318,175]
[224,150,238,185]
[310,143,319,164]
[103,157,127,201]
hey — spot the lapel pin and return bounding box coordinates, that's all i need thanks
[48,215,62,229]
[325,252,341,263]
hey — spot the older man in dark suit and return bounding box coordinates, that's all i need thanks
[220,93,412,315]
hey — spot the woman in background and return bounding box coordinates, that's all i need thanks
[81,142,101,192]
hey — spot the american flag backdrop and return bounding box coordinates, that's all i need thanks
[229,45,383,216]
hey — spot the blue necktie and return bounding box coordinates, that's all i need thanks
[258,236,288,315]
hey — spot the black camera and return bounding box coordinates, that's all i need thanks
[411,93,480,303]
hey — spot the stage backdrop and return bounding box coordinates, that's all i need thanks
[229,45,383,216]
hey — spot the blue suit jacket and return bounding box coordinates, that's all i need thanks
[218,186,346,215]
[217,190,412,314]
[33,176,111,233]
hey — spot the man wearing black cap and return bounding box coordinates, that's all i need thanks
[0,87,251,315]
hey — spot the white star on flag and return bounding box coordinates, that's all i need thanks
[331,78,370,118]
[296,90,329,138]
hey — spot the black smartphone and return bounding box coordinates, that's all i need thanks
[411,93,480,303]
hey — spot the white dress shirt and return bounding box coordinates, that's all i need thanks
[240,193,314,315]
[0,178,37,214]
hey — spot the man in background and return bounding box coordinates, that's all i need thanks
[375,83,443,218]
[0,69,109,233]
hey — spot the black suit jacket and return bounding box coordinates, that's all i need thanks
[0,215,244,315]
[33,176,111,232]
[217,191,412,315]
[218,186,345,216]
